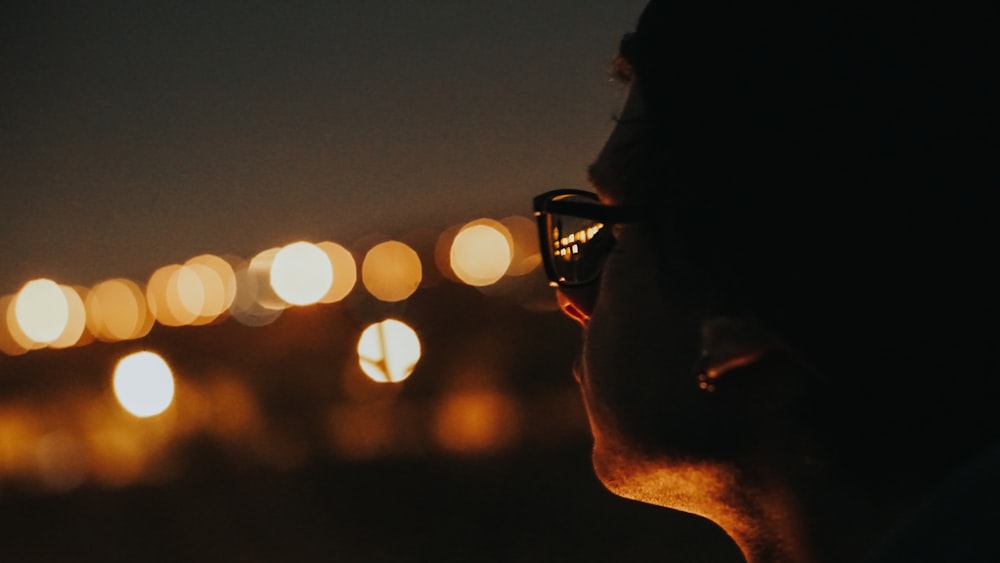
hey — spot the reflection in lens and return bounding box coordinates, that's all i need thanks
[550,212,607,285]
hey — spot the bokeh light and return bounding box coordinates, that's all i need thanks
[86,278,152,341]
[361,241,422,302]
[434,223,463,283]
[170,266,208,325]
[247,248,288,310]
[14,278,69,344]
[1,294,36,355]
[432,388,521,454]
[270,241,333,306]
[316,241,357,304]
[146,264,185,327]
[500,215,542,276]
[48,285,89,349]
[229,263,285,327]
[112,351,176,418]
[356,319,421,383]
[183,254,236,324]
[449,219,512,286]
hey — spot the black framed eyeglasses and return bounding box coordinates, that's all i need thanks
[533,189,639,288]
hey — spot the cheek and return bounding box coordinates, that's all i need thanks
[579,235,704,449]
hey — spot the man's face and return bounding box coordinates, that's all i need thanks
[561,85,724,495]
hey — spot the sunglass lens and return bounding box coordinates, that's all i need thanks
[547,210,613,285]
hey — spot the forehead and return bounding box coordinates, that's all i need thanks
[587,85,651,206]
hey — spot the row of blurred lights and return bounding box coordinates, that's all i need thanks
[1,346,584,492]
[0,215,570,492]
[1,215,542,356]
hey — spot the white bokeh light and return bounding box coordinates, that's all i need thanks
[270,241,334,306]
[14,278,70,344]
[357,319,422,383]
[113,351,176,418]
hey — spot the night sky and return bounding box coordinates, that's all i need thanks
[0,0,647,295]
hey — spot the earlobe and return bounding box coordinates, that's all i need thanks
[695,316,777,392]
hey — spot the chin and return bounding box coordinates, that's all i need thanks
[590,437,740,522]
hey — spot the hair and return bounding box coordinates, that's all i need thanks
[620,0,998,478]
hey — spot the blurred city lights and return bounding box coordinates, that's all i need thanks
[0,212,586,492]
[248,247,289,310]
[146,264,186,327]
[86,278,152,341]
[48,285,89,348]
[183,254,236,324]
[1,294,35,354]
[357,319,421,383]
[500,215,542,276]
[433,223,463,283]
[432,388,520,454]
[14,278,69,344]
[361,241,422,302]
[229,264,285,327]
[316,241,357,304]
[186,254,238,316]
[171,266,208,323]
[113,351,176,418]
[270,241,334,306]
[449,219,512,286]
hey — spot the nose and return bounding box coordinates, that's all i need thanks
[556,286,598,327]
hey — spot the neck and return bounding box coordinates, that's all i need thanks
[598,450,923,563]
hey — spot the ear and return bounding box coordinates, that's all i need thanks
[696,316,778,391]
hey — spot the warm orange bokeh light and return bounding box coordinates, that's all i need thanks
[449,219,512,287]
[1,294,36,355]
[361,241,422,302]
[86,278,151,341]
[183,254,236,324]
[316,241,357,304]
[186,254,237,314]
[146,264,178,326]
[149,257,234,327]
[500,215,542,276]
[432,388,520,454]
[356,319,421,383]
[170,266,207,324]
[270,241,334,306]
[248,248,288,310]
[47,285,89,348]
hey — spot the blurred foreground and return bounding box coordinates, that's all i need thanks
[1,278,742,562]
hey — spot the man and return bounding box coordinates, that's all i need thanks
[533,2,998,561]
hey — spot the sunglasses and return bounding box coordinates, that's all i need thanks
[532,189,639,289]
